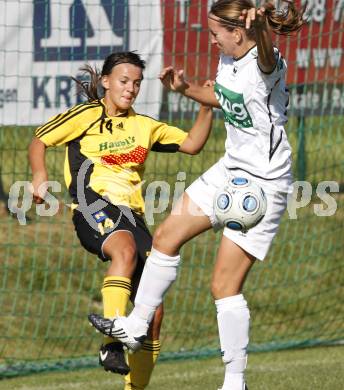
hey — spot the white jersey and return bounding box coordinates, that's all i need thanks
[215,46,293,193]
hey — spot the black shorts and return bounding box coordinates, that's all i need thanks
[72,200,152,277]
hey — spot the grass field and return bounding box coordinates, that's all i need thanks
[0,346,343,389]
[0,116,343,373]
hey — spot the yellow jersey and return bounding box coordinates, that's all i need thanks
[36,99,187,214]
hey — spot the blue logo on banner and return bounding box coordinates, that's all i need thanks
[33,0,128,61]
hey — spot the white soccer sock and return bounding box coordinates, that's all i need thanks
[215,294,250,390]
[129,247,180,329]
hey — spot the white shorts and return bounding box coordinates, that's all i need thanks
[185,160,288,261]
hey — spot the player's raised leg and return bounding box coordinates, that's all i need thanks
[88,193,212,349]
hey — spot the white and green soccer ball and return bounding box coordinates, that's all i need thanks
[214,177,267,232]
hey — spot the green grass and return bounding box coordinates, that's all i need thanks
[0,193,342,364]
[0,346,343,389]
[0,116,343,371]
[1,115,343,192]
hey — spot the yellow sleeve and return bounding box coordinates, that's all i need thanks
[149,117,188,153]
[35,103,99,147]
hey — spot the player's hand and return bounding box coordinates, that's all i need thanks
[159,66,188,93]
[239,7,269,30]
[31,171,48,204]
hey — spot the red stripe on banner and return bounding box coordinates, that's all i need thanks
[162,0,218,82]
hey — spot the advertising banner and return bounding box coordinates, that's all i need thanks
[161,0,344,117]
[1,0,343,124]
[0,1,163,125]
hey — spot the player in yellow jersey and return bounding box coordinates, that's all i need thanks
[28,51,213,389]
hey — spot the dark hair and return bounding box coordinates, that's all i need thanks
[210,0,305,38]
[73,51,146,102]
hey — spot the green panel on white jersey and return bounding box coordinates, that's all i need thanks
[214,82,253,128]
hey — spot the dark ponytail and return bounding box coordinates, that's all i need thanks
[72,64,101,102]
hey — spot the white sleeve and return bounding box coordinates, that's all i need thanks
[256,48,286,89]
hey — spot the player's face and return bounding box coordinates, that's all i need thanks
[208,15,238,56]
[102,63,143,113]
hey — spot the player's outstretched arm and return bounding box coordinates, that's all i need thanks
[159,66,221,108]
[178,80,214,155]
[28,137,48,204]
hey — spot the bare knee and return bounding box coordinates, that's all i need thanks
[106,244,137,276]
[152,224,167,249]
[152,224,181,255]
[211,238,255,299]
[211,277,242,299]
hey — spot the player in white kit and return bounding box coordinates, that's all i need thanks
[88,1,305,389]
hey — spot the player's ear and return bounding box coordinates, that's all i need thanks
[101,75,109,90]
[234,27,243,44]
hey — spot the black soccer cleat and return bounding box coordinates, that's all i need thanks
[99,342,130,375]
[89,313,115,337]
[88,313,146,352]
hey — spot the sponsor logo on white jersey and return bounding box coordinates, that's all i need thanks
[215,83,253,128]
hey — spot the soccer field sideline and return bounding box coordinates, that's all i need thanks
[1,346,343,390]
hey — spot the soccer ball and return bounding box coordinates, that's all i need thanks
[214,177,267,232]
